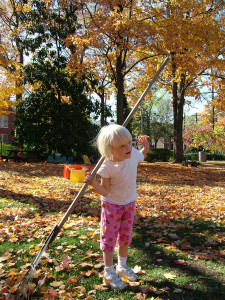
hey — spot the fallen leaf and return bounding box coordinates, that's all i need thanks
[164,273,177,280]
[0,256,10,262]
[133,265,145,274]
[67,276,78,285]
[80,268,95,277]
[92,284,108,290]
[50,281,64,288]
[174,259,186,265]
[173,288,183,293]
[80,262,94,268]
[94,262,104,269]
[38,274,47,287]
[134,293,147,299]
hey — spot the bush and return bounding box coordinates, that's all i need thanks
[0,143,16,156]
[184,151,225,161]
[184,152,199,161]
[145,148,173,162]
[206,152,225,161]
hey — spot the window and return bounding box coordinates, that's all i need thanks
[0,134,8,144]
[0,115,8,128]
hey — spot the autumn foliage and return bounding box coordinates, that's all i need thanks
[183,106,225,152]
[0,161,224,299]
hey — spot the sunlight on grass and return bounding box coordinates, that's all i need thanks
[0,162,225,299]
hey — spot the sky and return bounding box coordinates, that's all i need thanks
[184,98,208,116]
[106,92,209,124]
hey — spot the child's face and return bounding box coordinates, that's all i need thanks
[111,139,133,161]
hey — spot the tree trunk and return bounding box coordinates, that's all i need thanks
[16,50,24,102]
[100,93,105,127]
[116,53,125,125]
[172,73,185,162]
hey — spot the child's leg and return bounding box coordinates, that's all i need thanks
[117,201,135,250]
[116,202,138,281]
[100,202,127,290]
[103,251,114,277]
[118,245,128,267]
[103,249,127,291]
[118,245,129,257]
[118,245,128,268]
[103,251,114,267]
[117,246,128,268]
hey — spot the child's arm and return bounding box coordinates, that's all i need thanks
[84,173,110,197]
[138,135,150,157]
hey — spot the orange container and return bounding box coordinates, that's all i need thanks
[64,164,91,179]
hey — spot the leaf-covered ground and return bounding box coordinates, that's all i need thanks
[0,161,225,299]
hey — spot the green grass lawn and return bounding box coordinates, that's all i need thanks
[0,161,225,299]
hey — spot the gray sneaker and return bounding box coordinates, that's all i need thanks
[116,265,138,282]
[103,270,127,290]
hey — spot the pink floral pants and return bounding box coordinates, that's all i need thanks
[100,201,135,252]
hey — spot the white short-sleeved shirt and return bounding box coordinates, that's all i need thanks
[97,147,144,205]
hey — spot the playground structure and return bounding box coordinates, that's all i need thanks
[47,154,93,164]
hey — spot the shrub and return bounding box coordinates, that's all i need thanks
[206,152,225,161]
[184,152,199,161]
[0,143,15,156]
[184,151,225,161]
[145,148,173,162]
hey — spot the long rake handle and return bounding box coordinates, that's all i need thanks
[24,56,169,272]
[123,57,169,127]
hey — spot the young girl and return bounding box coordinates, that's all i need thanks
[84,124,149,290]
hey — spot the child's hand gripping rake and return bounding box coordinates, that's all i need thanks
[14,56,169,299]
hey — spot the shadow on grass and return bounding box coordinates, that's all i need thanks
[1,161,225,188]
[138,163,225,188]
[0,188,71,211]
[0,188,100,218]
[0,161,67,179]
[130,216,225,300]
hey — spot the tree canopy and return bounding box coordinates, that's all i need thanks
[183,106,225,153]
[0,0,28,114]
[13,0,99,156]
[66,0,159,124]
[1,0,225,161]
[65,0,225,161]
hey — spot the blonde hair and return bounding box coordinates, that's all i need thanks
[96,124,132,159]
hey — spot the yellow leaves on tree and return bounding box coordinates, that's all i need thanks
[65,0,160,124]
[213,85,225,112]
[0,63,24,114]
[65,0,225,126]
[0,0,30,113]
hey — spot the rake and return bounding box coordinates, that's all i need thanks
[14,56,169,299]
